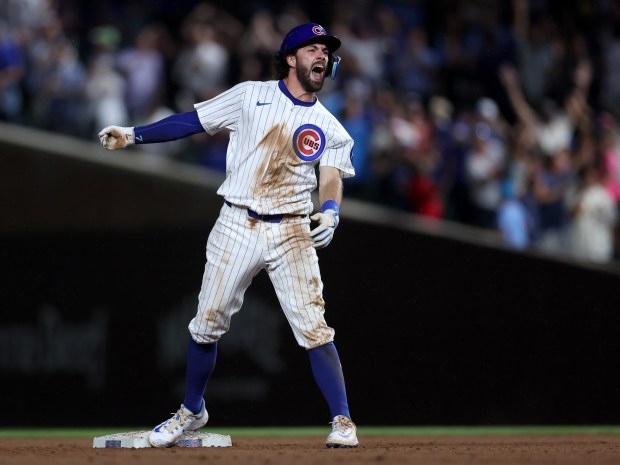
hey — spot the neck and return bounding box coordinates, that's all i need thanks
[283,77,316,103]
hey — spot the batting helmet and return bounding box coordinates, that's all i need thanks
[280,23,342,79]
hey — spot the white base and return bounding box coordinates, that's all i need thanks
[93,430,232,448]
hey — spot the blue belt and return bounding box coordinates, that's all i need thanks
[225,201,301,223]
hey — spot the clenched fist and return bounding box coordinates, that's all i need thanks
[310,208,339,249]
[98,126,135,150]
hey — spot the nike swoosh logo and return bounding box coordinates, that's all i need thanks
[256,101,271,106]
[135,135,143,142]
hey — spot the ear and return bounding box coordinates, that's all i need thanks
[287,55,296,67]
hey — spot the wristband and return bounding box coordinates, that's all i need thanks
[321,200,339,214]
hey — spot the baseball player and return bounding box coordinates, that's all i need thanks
[98,23,358,448]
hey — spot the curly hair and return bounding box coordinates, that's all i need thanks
[272,51,291,80]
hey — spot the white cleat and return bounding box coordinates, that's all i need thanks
[148,401,209,448]
[325,415,359,448]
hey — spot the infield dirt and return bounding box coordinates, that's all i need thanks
[2,434,620,465]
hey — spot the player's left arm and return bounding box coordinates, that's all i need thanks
[310,166,343,249]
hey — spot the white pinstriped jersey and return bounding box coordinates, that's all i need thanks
[194,80,355,215]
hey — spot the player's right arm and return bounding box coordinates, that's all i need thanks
[98,111,205,150]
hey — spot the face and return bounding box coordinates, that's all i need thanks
[291,43,330,92]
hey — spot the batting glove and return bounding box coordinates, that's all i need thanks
[310,200,340,249]
[98,126,135,150]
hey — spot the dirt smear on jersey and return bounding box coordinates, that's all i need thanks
[253,123,300,207]
[2,434,620,465]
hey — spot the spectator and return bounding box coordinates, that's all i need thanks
[599,113,620,259]
[374,2,407,87]
[568,163,617,263]
[393,26,439,103]
[172,21,229,107]
[23,14,67,126]
[116,24,166,121]
[83,25,127,132]
[236,10,280,81]
[340,93,373,200]
[599,112,620,208]
[85,53,128,132]
[531,148,574,254]
[341,17,386,85]
[389,97,435,212]
[464,120,506,228]
[434,2,483,110]
[498,63,577,160]
[38,39,88,136]
[600,23,620,121]
[497,178,532,250]
[511,0,557,104]
[0,19,24,123]
[408,167,444,219]
[402,98,443,218]
[365,86,401,206]
[431,98,473,223]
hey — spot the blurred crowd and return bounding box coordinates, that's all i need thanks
[1,0,620,264]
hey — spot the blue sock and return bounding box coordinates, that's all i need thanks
[183,336,217,414]
[307,341,351,419]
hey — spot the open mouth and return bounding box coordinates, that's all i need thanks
[311,64,325,80]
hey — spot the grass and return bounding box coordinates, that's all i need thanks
[2,425,620,439]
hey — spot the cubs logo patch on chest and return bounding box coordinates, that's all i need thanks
[293,124,326,161]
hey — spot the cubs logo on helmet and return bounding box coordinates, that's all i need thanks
[312,25,326,36]
[293,124,326,161]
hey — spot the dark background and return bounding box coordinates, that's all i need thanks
[2,127,620,428]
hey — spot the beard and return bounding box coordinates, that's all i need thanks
[296,63,324,93]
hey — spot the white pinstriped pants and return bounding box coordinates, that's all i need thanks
[188,202,335,349]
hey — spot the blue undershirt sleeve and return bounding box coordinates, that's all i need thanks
[133,111,205,144]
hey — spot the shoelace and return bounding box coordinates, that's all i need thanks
[163,409,189,432]
[330,417,353,433]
